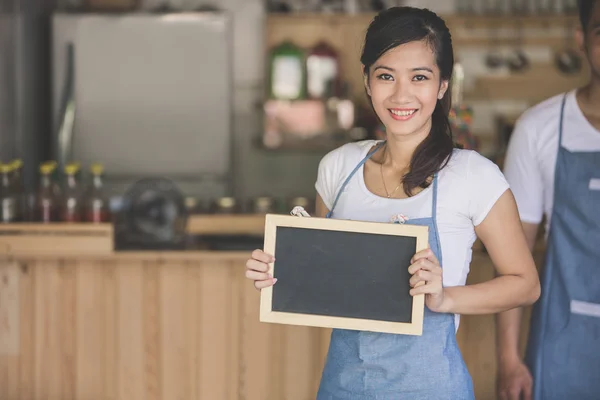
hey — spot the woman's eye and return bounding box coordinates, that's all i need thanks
[413,75,428,81]
[376,73,393,81]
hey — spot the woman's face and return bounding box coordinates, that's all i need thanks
[365,40,448,140]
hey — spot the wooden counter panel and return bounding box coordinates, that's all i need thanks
[0,248,543,400]
[0,256,327,400]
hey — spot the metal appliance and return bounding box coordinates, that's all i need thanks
[51,12,234,203]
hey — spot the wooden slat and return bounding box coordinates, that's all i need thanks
[283,326,317,400]
[197,262,231,400]
[116,262,145,400]
[228,262,242,400]
[104,261,118,400]
[145,262,162,400]
[33,261,63,399]
[18,261,35,400]
[0,261,20,356]
[0,261,20,400]
[76,261,106,399]
[240,277,271,399]
[159,262,188,400]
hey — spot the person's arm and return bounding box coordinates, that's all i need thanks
[495,113,544,400]
[496,222,539,368]
[315,194,330,218]
[437,190,540,315]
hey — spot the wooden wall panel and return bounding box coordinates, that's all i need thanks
[0,250,540,400]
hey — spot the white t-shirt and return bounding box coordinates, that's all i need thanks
[503,90,600,234]
[315,140,509,328]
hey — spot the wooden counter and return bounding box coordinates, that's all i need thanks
[0,217,543,400]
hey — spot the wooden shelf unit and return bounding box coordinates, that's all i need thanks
[266,13,586,106]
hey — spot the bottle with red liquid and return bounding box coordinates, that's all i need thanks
[9,159,25,221]
[61,162,83,223]
[84,163,110,223]
[0,163,19,223]
[306,41,340,99]
[35,162,61,223]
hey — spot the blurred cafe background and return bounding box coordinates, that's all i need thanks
[0,0,587,399]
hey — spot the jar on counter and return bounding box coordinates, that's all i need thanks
[212,197,238,214]
[251,196,276,214]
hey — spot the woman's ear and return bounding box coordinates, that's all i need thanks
[362,65,371,96]
[438,80,449,100]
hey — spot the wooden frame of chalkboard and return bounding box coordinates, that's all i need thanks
[259,214,429,336]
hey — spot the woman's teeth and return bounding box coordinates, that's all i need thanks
[390,109,416,117]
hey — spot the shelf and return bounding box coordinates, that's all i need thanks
[187,214,267,236]
[464,63,589,103]
[266,13,578,25]
[266,13,586,106]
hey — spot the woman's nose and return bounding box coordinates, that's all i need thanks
[389,81,412,103]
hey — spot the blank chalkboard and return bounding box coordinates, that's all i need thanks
[259,214,429,336]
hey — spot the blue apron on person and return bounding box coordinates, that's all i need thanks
[316,141,474,400]
[525,94,600,400]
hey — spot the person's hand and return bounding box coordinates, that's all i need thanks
[408,248,447,312]
[245,249,277,290]
[497,360,533,400]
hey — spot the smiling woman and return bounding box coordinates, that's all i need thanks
[245,6,541,400]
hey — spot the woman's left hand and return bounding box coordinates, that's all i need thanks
[409,248,448,313]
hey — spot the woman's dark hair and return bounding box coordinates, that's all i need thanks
[579,0,598,32]
[361,7,455,197]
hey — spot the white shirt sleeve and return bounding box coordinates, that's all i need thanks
[467,151,510,226]
[503,117,544,224]
[315,147,344,210]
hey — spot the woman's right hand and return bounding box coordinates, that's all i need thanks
[245,249,277,290]
[497,359,533,400]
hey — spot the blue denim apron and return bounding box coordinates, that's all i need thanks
[317,141,474,399]
[525,94,600,400]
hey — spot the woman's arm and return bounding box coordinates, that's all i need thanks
[315,194,330,218]
[439,189,541,315]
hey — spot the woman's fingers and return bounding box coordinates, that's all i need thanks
[410,248,439,264]
[255,278,277,290]
[246,249,277,291]
[251,249,275,264]
[245,269,271,282]
[410,281,441,296]
[246,258,270,273]
[408,257,441,275]
[409,269,436,287]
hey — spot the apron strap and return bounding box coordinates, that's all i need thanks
[326,141,386,218]
[431,172,442,265]
[558,93,567,147]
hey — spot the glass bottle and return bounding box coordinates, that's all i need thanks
[9,159,25,221]
[0,163,19,223]
[306,41,340,99]
[35,161,61,223]
[61,162,83,223]
[84,163,110,223]
[268,41,306,100]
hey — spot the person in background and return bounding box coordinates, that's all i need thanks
[496,1,600,399]
[246,7,540,399]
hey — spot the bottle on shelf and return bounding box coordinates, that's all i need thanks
[306,41,340,100]
[0,163,20,223]
[35,161,62,223]
[61,162,83,223]
[84,163,110,223]
[268,41,306,101]
[9,159,26,221]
